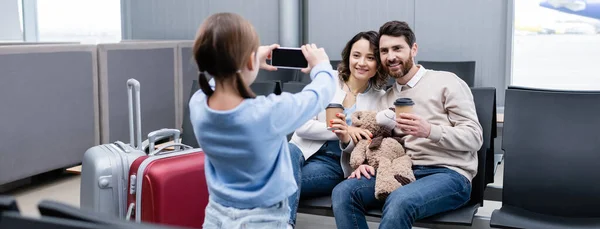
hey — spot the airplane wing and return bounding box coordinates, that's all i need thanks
[539,0,600,20]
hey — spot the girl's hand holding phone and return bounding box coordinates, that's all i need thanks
[300,44,330,74]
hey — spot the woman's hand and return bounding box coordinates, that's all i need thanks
[330,113,351,144]
[330,113,372,145]
[257,44,279,71]
[348,164,376,179]
[347,126,372,144]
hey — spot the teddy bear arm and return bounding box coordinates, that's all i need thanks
[392,156,416,185]
[349,140,369,169]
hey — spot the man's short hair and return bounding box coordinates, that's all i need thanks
[379,21,416,48]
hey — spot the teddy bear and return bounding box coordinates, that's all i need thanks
[349,108,416,200]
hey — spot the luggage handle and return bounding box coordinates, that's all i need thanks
[149,143,193,156]
[127,79,143,150]
[113,141,131,153]
[125,203,134,221]
[147,128,181,153]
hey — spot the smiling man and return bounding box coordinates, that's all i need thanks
[331,21,484,229]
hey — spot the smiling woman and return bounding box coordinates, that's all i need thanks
[286,30,388,227]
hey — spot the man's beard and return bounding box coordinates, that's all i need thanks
[388,55,414,79]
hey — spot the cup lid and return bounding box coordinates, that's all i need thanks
[327,103,344,109]
[394,98,414,106]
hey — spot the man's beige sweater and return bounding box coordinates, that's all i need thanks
[378,67,483,181]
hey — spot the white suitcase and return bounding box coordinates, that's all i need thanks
[79,79,146,219]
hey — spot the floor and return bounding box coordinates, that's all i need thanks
[4,162,504,229]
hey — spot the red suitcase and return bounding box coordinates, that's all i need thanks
[125,128,208,229]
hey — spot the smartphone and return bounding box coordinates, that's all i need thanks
[270,47,308,70]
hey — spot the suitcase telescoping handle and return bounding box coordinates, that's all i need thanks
[147,128,181,154]
[127,79,143,150]
[149,143,193,156]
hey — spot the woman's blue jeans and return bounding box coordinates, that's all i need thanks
[287,142,344,227]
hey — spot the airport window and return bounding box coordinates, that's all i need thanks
[36,0,121,43]
[512,0,600,90]
[0,0,24,41]
[18,0,23,35]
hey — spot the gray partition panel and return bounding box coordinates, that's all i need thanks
[179,44,198,125]
[0,42,79,46]
[99,44,177,144]
[0,46,98,185]
[176,42,199,140]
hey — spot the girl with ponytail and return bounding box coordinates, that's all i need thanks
[189,12,338,229]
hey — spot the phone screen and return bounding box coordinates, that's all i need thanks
[271,48,308,69]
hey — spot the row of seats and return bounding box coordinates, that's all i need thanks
[294,86,599,229]
[297,86,498,226]
[0,195,177,229]
[490,87,600,229]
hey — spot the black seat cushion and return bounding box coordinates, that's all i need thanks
[491,206,600,229]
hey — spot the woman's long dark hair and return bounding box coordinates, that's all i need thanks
[193,12,258,98]
[337,31,387,90]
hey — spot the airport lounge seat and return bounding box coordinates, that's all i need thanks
[0,195,182,229]
[250,81,281,96]
[282,82,308,94]
[256,68,297,83]
[490,87,600,229]
[418,61,476,87]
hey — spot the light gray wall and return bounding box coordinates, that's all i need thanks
[413,0,509,106]
[123,0,512,106]
[305,0,510,106]
[306,0,415,60]
[121,0,279,44]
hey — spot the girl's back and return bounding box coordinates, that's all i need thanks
[190,62,337,209]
